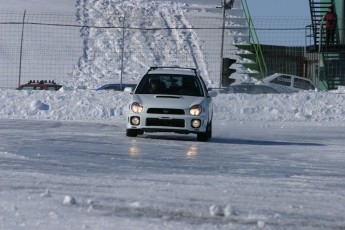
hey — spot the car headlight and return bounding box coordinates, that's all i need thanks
[131,102,143,113]
[189,104,201,116]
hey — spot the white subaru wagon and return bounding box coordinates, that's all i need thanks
[126,67,217,141]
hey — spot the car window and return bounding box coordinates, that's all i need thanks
[135,74,203,96]
[293,78,315,90]
[22,86,35,90]
[180,76,203,96]
[198,76,209,97]
[33,86,46,90]
[270,75,291,87]
[105,86,121,90]
[47,86,60,91]
[304,81,315,90]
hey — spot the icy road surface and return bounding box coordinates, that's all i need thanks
[1,119,345,229]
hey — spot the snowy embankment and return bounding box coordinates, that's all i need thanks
[1,0,344,125]
[1,87,345,124]
[70,0,212,89]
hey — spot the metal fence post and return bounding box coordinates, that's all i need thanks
[219,5,226,89]
[120,14,126,86]
[18,9,26,87]
[219,0,233,88]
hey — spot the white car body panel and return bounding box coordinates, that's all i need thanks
[126,67,215,140]
[134,94,204,109]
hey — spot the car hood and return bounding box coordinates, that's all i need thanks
[133,94,205,109]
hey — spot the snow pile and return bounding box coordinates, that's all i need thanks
[209,204,235,217]
[63,196,77,205]
[1,88,345,123]
[331,85,345,94]
[215,90,345,122]
[70,0,210,89]
[1,0,345,124]
[30,100,49,111]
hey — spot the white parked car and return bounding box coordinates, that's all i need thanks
[126,67,217,141]
[262,73,316,92]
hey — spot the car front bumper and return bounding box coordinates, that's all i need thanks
[126,112,209,134]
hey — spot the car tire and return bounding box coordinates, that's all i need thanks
[126,129,138,137]
[207,121,212,139]
[197,121,212,142]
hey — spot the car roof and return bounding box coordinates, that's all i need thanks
[20,80,61,85]
[146,67,198,77]
[16,83,62,90]
[24,83,60,86]
[263,73,313,82]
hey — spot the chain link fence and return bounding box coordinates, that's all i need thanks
[0,11,82,89]
[1,9,341,89]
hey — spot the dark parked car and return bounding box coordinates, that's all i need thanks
[96,83,136,91]
[16,80,62,91]
[220,84,291,94]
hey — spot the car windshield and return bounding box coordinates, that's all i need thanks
[135,74,204,96]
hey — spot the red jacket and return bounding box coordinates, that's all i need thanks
[324,12,337,29]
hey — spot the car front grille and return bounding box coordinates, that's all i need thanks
[147,108,185,115]
[146,118,185,127]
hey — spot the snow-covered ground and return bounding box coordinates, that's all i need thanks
[1,113,345,230]
[1,0,345,229]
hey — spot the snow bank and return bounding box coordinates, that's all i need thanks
[1,88,344,123]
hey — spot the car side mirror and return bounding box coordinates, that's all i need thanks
[208,90,218,97]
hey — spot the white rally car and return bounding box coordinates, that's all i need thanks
[126,67,217,141]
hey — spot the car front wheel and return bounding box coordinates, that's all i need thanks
[197,121,212,142]
[126,129,138,137]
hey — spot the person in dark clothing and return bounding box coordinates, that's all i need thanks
[323,7,337,45]
[148,78,160,93]
[147,78,166,94]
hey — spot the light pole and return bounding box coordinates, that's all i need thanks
[219,0,234,89]
[120,13,126,87]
